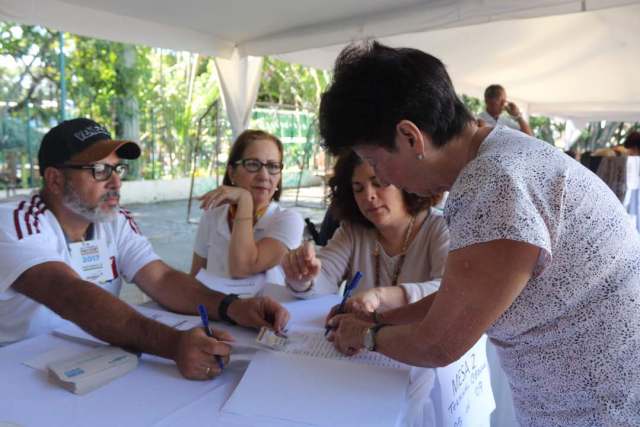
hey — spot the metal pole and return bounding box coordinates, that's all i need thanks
[59,32,66,121]
[151,108,156,180]
[26,103,33,187]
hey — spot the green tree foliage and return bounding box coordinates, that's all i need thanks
[258,57,330,110]
[0,23,60,121]
[4,20,639,188]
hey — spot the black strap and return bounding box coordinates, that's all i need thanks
[371,323,388,352]
[218,293,239,325]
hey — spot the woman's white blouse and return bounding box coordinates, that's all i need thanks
[194,202,304,284]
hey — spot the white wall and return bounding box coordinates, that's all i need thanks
[1,174,323,204]
[0,177,214,204]
[120,177,197,204]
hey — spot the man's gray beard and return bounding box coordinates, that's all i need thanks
[62,181,119,223]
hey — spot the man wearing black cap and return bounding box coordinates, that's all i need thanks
[0,118,290,380]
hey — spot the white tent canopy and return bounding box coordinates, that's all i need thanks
[2,0,639,123]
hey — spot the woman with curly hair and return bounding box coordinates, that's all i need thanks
[282,150,449,313]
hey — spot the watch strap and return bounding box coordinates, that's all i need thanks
[218,293,239,325]
[368,323,387,352]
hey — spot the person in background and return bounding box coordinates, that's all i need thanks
[319,41,639,426]
[478,84,532,135]
[282,150,449,314]
[623,130,640,155]
[191,130,304,284]
[0,118,289,381]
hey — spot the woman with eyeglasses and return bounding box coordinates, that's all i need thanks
[282,151,449,314]
[190,130,304,284]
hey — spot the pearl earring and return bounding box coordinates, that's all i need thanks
[417,154,424,160]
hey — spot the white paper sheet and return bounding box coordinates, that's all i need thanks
[282,294,341,327]
[279,327,408,369]
[222,351,409,427]
[23,345,96,371]
[259,282,297,303]
[50,307,201,347]
[195,269,265,297]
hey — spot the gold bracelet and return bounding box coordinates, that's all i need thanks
[233,216,254,222]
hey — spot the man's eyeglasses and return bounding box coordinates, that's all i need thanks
[56,163,129,181]
[234,158,283,175]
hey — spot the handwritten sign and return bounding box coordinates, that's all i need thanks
[436,335,495,427]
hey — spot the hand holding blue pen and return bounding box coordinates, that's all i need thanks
[197,304,225,371]
[325,271,363,336]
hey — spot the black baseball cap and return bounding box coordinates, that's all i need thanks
[38,118,141,176]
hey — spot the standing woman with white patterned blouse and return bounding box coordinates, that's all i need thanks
[320,41,640,426]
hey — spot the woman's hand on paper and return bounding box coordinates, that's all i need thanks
[281,241,321,289]
[228,296,290,334]
[348,288,383,314]
[198,185,252,210]
[326,313,372,356]
[175,327,232,380]
[324,291,380,326]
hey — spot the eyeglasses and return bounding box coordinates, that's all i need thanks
[56,163,129,181]
[234,158,283,175]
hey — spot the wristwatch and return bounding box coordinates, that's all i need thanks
[218,293,239,325]
[363,323,387,352]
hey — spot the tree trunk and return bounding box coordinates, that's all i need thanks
[115,44,141,179]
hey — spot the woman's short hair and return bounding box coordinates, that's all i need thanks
[319,41,474,156]
[623,131,640,150]
[328,151,439,228]
[223,129,284,201]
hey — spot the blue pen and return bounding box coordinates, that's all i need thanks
[325,271,363,336]
[197,304,225,371]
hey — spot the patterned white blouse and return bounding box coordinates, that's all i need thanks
[445,126,640,426]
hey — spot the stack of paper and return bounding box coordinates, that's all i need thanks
[223,351,409,427]
[195,269,265,297]
[47,346,139,395]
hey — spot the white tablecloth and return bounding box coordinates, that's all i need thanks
[0,290,498,427]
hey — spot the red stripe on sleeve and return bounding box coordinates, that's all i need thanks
[13,200,25,240]
[23,195,38,236]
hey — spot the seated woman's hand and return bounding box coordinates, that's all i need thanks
[348,288,382,314]
[325,297,377,326]
[282,241,321,289]
[326,313,372,356]
[198,185,251,210]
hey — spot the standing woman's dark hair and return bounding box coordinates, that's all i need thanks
[223,129,284,201]
[319,41,474,155]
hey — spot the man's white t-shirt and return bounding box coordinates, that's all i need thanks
[0,194,160,345]
[478,110,522,131]
[194,202,304,284]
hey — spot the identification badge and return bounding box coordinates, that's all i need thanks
[69,240,114,284]
[256,327,289,350]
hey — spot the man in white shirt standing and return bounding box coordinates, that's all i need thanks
[477,84,532,136]
[0,118,289,380]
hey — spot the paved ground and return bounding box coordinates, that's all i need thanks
[120,186,328,304]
